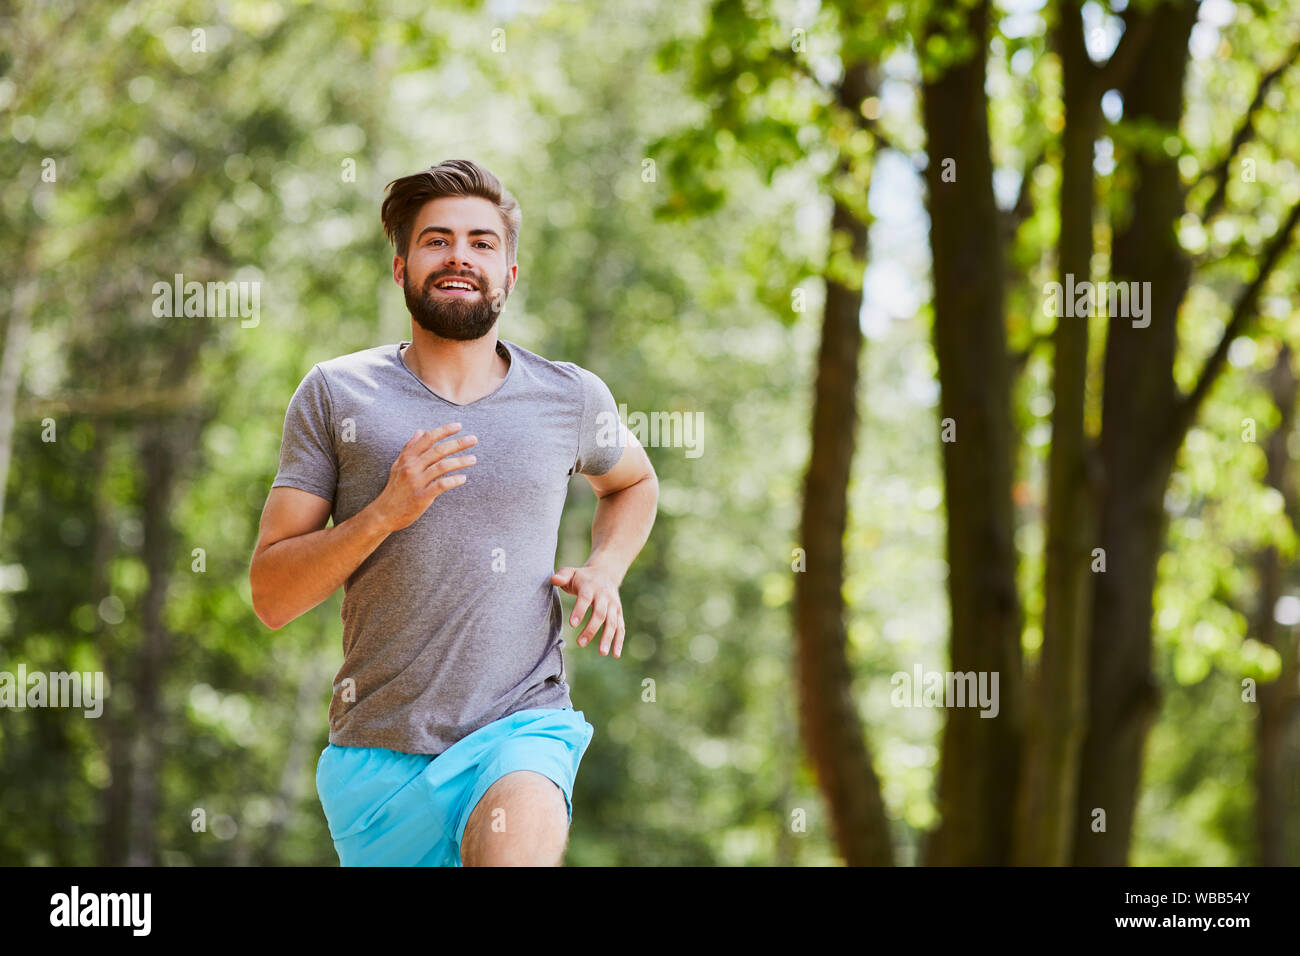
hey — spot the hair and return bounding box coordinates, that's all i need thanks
[381,160,522,266]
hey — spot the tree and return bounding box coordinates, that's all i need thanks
[655,0,904,863]
[915,0,1300,864]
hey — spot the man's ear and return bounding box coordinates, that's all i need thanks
[393,255,405,287]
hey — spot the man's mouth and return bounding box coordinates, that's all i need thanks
[431,276,479,295]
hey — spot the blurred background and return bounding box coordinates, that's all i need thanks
[1,0,1298,866]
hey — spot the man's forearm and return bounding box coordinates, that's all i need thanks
[584,476,659,585]
[251,503,392,629]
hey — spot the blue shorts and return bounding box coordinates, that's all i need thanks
[315,707,594,866]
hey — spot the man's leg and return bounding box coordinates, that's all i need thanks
[460,770,571,866]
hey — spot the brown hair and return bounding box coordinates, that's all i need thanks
[381,160,522,265]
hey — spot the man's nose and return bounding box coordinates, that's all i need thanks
[442,244,475,269]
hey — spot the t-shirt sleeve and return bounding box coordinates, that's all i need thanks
[572,365,627,477]
[271,364,339,502]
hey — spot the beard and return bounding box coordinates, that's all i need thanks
[403,268,507,341]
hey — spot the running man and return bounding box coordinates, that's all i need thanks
[249,159,658,866]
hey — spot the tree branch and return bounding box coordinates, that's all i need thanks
[775,49,918,169]
[1198,40,1300,223]
[1174,197,1300,441]
[19,388,205,418]
[773,44,830,95]
[1004,146,1045,233]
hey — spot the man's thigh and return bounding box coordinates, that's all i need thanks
[461,770,570,866]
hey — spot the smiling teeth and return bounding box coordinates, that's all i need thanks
[437,280,475,291]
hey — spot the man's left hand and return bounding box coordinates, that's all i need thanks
[550,563,624,658]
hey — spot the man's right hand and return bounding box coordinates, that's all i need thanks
[372,422,477,532]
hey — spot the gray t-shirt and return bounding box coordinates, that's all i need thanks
[271,338,625,755]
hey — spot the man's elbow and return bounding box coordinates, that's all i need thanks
[605,471,658,501]
[249,562,286,630]
[255,606,286,631]
[251,590,285,631]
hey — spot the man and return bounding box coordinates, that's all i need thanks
[249,159,658,867]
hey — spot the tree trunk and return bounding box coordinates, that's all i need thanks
[920,0,1025,866]
[1070,0,1199,865]
[90,427,134,867]
[259,652,334,863]
[1254,345,1299,866]
[794,184,893,866]
[126,418,183,866]
[0,275,36,540]
[1013,0,1100,865]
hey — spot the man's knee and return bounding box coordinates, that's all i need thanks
[461,770,570,866]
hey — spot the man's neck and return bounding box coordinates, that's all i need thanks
[401,328,510,405]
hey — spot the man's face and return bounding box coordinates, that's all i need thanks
[395,195,518,341]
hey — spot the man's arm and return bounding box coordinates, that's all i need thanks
[583,430,658,585]
[250,423,478,630]
[250,487,391,630]
[551,425,658,658]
